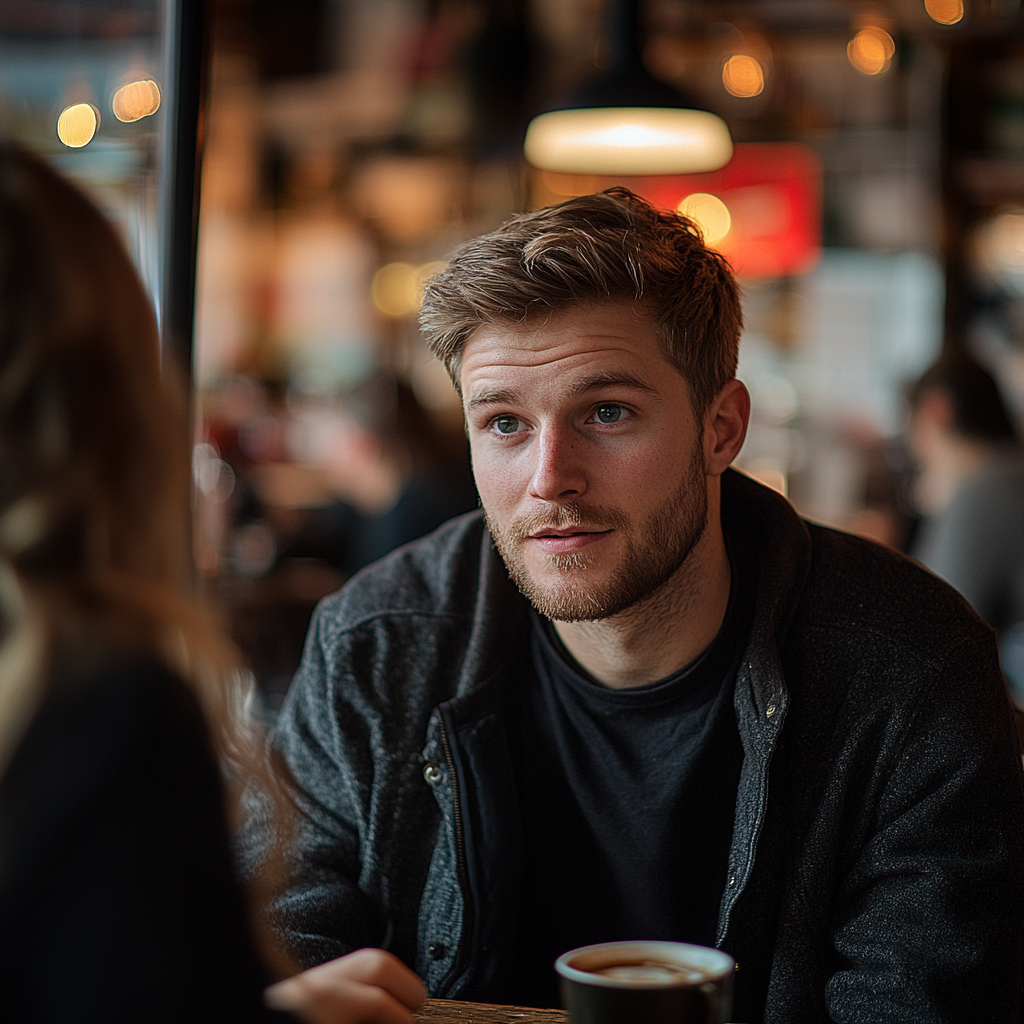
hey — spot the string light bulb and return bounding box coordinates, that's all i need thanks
[722,54,765,98]
[924,0,965,24]
[847,26,896,76]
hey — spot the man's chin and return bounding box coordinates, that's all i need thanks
[512,566,628,622]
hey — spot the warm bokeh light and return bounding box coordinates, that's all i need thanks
[677,193,732,245]
[722,55,765,98]
[112,79,161,122]
[57,103,99,147]
[924,0,965,25]
[847,27,896,76]
[523,108,733,175]
[372,261,446,317]
[976,209,1024,294]
[990,211,1024,269]
[415,261,447,298]
[372,263,417,317]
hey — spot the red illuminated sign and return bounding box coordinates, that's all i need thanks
[539,143,822,279]
[636,143,822,279]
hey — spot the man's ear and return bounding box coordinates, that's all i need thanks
[704,379,750,476]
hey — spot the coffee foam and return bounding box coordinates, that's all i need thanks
[556,940,734,991]
[587,960,710,985]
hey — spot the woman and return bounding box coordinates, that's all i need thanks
[0,144,424,1023]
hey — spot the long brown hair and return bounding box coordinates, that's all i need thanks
[0,143,292,969]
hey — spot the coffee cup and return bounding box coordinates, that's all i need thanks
[555,940,734,1024]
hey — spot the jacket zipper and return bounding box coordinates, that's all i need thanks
[717,701,782,947]
[436,713,474,996]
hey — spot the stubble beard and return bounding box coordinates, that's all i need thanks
[485,445,709,623]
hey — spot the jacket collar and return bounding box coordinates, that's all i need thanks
[720,468,813,713]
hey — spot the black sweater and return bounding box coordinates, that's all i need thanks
[0,658,287,1023]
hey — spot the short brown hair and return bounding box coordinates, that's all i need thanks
[419,187,742,417]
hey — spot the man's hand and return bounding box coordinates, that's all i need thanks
[265,948,427,1024]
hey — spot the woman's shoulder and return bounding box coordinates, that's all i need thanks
[26,655,203,762]
[0,655,216,846]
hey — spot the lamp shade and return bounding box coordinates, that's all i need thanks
[523,107,733,176]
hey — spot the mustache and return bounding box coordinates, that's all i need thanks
[501,503,630,543]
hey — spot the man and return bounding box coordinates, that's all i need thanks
[907,356,1024,707]
[267,190,1024,1023]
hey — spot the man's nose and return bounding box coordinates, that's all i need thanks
[528,425,587,502]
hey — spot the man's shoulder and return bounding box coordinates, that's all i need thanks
[723,468,991,661]
[797,518,993,657]
[289,510,528,713]
[315,510,491,629]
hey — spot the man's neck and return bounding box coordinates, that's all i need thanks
[551,509,732,690]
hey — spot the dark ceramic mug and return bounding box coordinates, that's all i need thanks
[555,940,734,1024]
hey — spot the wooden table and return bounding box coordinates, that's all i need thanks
[414,998,567,1023]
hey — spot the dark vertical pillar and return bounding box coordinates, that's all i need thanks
[161,0,211,383]
[940,39,978,357]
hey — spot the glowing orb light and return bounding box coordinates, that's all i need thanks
[925,0,965,25]
[57,103,99,148]
[847,27,896,76]
[722,55,765,98]
[677,193,732,244]
[112,79,161,122]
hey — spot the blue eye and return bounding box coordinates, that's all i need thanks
[494,416,520,435]
[594,405,624,424]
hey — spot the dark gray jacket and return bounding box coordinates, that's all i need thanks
[269,470,1024,1023]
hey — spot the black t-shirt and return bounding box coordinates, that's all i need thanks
[501,535,755,1008]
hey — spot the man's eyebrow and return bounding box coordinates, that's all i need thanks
[567,371,658,398]
[466,388,521,411]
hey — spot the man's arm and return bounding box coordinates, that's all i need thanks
[261,589,450,973]
[264,608,389,968]
[825,634,1024,1023]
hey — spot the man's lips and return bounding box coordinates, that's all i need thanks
[526,527,613,553]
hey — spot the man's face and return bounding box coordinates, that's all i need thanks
[460,301,711,622]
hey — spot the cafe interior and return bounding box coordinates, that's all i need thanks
[3,2,1024,1021]
[1,0,1022,704]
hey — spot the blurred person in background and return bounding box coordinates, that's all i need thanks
[278,375,478,577]
[0,144,425,1023]
[908,355,1024,708]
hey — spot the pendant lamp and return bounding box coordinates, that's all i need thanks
[523,0,733,176]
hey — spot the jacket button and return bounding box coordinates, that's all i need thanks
[727,874,737,888]
[427,942,448,960]
[423,764,442,785]
[765,703,777,719]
